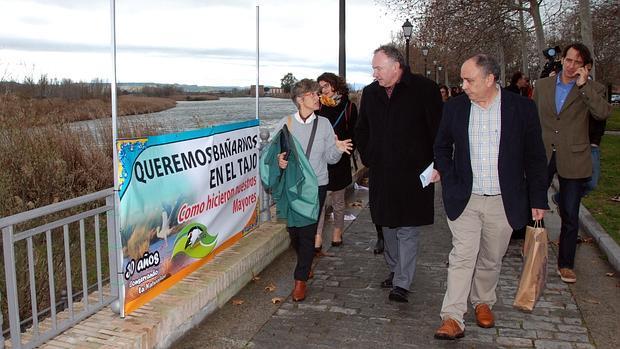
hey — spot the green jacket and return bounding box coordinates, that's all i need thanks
[260,126,319,227]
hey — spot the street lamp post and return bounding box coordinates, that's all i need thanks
[401,19,413,67]
[438,66,443,85]
[433,60,438,83]
[422,47,429,78]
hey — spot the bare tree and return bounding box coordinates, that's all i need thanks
[379,0,568,80]
[579,0,595,78]
[554,0,619,86]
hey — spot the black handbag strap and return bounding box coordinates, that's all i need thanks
[305,117,319,158]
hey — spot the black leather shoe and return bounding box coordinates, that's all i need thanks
[331,240,343,247]
[381,272,394,288]
[389,286,408,303]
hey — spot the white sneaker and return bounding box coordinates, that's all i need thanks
[354,183,369,191]
[344,214,356,221]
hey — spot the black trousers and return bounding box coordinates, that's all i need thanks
[288,185,327,281]
[547,153,588,269]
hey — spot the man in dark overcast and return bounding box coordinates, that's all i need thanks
[356,44,442,303]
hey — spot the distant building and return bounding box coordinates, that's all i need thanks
[250,85,265,97]
[266,87,284,95]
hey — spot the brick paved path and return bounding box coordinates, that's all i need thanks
[249,193,594,349]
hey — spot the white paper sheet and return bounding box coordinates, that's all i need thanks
[419,162,434,188]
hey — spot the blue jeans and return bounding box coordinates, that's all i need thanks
[583,146,600,196]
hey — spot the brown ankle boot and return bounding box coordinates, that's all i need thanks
[292,280,307,301]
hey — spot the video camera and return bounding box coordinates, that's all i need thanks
[540,46,562,78]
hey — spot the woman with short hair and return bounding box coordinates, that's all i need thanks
[273,78,353,301]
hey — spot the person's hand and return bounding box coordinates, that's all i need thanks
[531,208,545,221]
[336,136,353,154]
[575,65,590,87]
[277,152,288,169]
[430,169,441,183]
[548,71,557,77]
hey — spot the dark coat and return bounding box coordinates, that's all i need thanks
[356,70,442,227]
[433,91,549,229]
[318,95,358,191]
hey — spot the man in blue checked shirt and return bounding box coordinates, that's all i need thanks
[433,54,548,340]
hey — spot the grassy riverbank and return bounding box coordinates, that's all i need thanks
[0,87,173,331]
[0,94,176,128]
[169,93,219,101]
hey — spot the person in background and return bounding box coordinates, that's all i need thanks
[450,86,459,98]
[506,71,528,97]
[439,84,450,102]
[525,77,533,98]
[509,70,536,240]
[433,54,548,340]
[356,44,442,303]
[534,42,611,284]
[274,79,353,301]
[582,116,606,196]
[314,72,358,252]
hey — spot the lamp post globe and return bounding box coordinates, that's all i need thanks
[401,19,413,67]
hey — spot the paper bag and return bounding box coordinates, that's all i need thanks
[513,222,548,312]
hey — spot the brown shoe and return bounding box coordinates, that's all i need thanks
[434,318,464,340]
[292,280,306,302]
[557,268,577,283]
[475,304,495,328]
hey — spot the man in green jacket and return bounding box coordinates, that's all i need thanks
[533,42,611,284]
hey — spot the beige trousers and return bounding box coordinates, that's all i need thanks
[440,194,513,327]
[316,188,346,239]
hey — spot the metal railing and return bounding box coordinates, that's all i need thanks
[1,188,120,349]
[1,131,274,349]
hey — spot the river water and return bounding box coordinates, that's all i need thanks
[74,97,297,142]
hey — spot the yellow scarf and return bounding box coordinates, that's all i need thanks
[320,94,341,107]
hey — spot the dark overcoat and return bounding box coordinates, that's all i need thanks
[356,70,442,227]
[318,95,358,191]
[433,91,549,229]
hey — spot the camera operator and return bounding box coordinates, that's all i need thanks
[533,42,612,284]
[540,46,562,78]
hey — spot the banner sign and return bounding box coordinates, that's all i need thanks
[117,119,260,314]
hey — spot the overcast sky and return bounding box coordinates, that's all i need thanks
[0,0,401,87]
